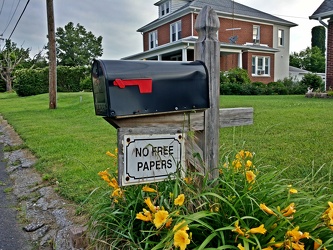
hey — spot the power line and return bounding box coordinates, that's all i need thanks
[8,0,30,39]
[1,0,21,35]
[0,0,5,17]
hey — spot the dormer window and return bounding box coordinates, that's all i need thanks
[160,1,170,17]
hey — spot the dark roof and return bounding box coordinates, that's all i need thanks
[190,0,296,25]
[309,0,333,20]
[138,0,297,32]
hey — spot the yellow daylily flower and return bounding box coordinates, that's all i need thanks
[246,170,256,184]
[173,220,189,232]
[286,226,310,241]
[144,197,156,213]
[260,203,276,216]
[136,211,152,222]
[153,210,169,229]
[232,220,245,236]
[314,238,323,250]
[98,170,111,183]
[248,224,267,234]
[108,177,119,189]
[232,160,242,170]
[111,188,124,198]
[245,160,253,169]
[282,203,296,217]
[245,150,253,158]
[237,243,245,250]
[174,230,190,250]
[106,150,117,158]
[174,194,185,206]
[142,185,157,193]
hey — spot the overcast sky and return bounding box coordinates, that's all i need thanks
[0,0,325,60]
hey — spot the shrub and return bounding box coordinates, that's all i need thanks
[267,81,289,95]
[14,66,90,97]
[225,68,251,85]
[300,73,324,91]
[88,149,333,249]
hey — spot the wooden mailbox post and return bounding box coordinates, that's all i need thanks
[93,6,253,186]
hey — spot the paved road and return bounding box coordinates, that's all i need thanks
[0,143,31,250]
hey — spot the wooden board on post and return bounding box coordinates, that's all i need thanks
[194,6,221,179]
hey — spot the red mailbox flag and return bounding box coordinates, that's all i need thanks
[113,78,153,94]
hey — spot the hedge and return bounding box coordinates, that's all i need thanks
[14,66,91,97]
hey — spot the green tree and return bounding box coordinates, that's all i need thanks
[55,22,103,66]
[289,46,325,73]
[0,39,30,92]
[311,26,326,55]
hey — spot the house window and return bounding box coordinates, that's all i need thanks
[160,1,170,17]
[252,56,270,76]
[253,25,260,44]
[170,21,182,42]
[278,29,284,46]
[149,30,158,49]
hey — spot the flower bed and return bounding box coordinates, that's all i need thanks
[88,150,333,249]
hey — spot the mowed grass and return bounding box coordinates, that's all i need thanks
[220,95,333,179]
[0,92,118,203]
[0,92,332,205]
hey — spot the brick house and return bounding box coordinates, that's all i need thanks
[123,0,297,83]
[310,0,333,90]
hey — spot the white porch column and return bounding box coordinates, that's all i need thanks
[238,51,243,68]
[157,54,162,61]
[182,48,188,61]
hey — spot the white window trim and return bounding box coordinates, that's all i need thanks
[253,25,260,44]
[149,30,158,50]
[170,20,182,42]
[252,56,270,76]
[278,29,285,47]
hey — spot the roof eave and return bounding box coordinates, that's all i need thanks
[138,6,297,33]
[309,11,333,20]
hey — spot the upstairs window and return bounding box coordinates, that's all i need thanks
[149,30,158,49]
[170,21,182,42]
[253,25,260,44]
[160,1,170,17]
[278,29,284,46]
[252,56,270,76]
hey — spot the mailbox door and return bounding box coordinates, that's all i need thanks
[92,60,209,118]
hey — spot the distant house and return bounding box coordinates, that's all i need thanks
[289,66,310,82]
[289,66,326,83]
[310,0,333,90]
[123,0,297,84]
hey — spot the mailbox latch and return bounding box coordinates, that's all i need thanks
[113,78,152,94]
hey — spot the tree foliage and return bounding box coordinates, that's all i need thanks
[55,22,103,66]
[0,39,30,92]
[289,46,325,73]
[311,26,326,55]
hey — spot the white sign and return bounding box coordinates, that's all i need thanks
[122,133,185,186]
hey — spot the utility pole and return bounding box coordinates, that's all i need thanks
[46,0,57,109]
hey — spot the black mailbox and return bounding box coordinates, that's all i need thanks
[91,59,209,118]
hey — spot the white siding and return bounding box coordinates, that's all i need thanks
[273,25,291,81]
[171,0,190,12]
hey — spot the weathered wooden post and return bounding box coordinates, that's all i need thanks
[194,6,220,179]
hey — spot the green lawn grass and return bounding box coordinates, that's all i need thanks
[0,92,332,206]
[219,95,333,179]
